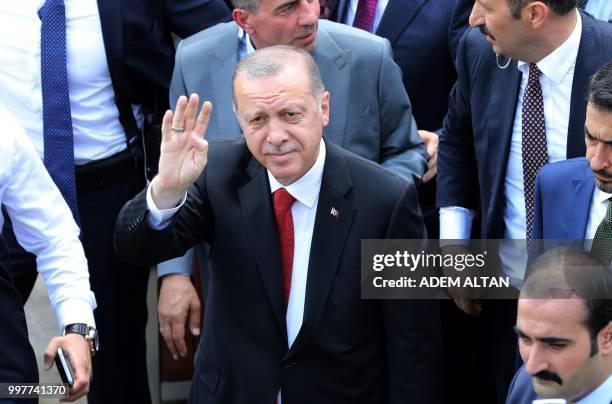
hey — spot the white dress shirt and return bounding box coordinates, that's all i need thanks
[576,373,612,403]
[0,0,139,165]
[0,105,96,331]
[343,0,390,34]
[583,0,612,23]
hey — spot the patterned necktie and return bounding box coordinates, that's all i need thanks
[39,0,80,225]
[577,0,588,10]
[353,0,378,32]
[522,63,547,240]
[591,198,612,265]
[273,188,296,310]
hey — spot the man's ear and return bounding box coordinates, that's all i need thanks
[598,322,612,356]
[233,9,254,34]
[523,1,549,30]
[320,91,330,128]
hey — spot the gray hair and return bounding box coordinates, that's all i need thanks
[232,45,325,108]
[231,0,260,13]
[588,62,612,113]
[505,0,576,19]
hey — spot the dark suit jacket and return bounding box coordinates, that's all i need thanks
[533,158,595,240]
[437,12,612,238]
[115,140,442,403]
[97,0,231,130]
[505,366,538,404]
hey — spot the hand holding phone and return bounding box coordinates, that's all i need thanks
[55,347,75,387]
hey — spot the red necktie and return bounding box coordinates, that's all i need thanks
[352,0,378,32]
[273,188,296,310]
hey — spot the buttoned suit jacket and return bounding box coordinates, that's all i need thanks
[437,12,612,238]
[115,140,442,403]
[170,19,427,183]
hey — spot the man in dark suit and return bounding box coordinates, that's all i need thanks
[437,0,612,401]
[533,62,612,252]
[506,249,612,404]
[0,1,231,403]
[327,0,473,237]
[115,45,442,403]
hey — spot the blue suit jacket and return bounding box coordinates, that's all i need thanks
[532,158,595,240]
[506,366,538,404]
[437,12,612,238]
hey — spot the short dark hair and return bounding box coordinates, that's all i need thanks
[506,0,576,19]
[522,248,612,349]
[587,62,612,113]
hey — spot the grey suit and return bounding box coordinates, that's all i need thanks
[170,20,427,183]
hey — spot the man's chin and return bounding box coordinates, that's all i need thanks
[595,178,612,193]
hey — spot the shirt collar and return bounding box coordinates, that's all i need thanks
[517,10,582,85]
[268,139,326,209]
[592,184,612,206]
[576,374,612,403]
[238,27,257,58]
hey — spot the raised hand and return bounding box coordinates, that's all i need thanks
[152,94,212,209]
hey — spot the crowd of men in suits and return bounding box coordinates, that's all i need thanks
[0,0,610,403]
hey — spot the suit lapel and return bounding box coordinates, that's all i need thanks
[485,59,522,237]
[287,143,355,357]
[210,27,242,137]
[238,159,287,339]
[313,24,350,148]
[567,12,596,159]
[376,0,427,43]
[569,162,595,239]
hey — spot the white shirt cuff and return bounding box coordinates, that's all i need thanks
[439,206,474,240]
[55,297,96,333]
[145,184,187,230]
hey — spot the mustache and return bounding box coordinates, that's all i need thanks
[593,168,612,179]
[478,24,495,41]
[533,370,563,385]
[262,142,298,155]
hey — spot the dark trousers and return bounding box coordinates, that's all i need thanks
[0,238,38,404]
[1,152,151,404]
[441,299,518,404]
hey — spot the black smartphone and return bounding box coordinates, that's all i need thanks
[54,347,74,387]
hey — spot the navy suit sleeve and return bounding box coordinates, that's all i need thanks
[437,31,479,210]
[381,182,443,403]
[169,39,189,110]
[163,0,231,39]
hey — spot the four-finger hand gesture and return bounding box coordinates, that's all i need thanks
[152,94,212,209]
